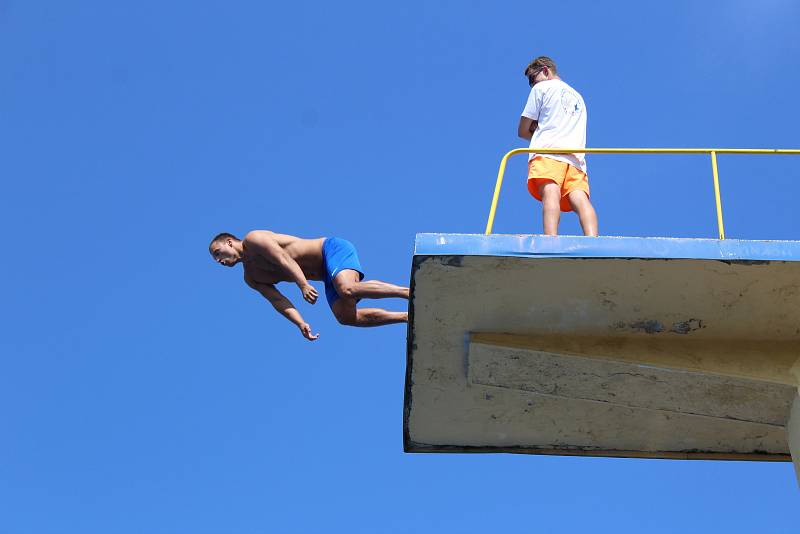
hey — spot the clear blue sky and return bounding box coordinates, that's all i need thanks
[2,1,799,532]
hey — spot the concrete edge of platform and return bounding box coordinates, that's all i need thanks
[414,233,800,262]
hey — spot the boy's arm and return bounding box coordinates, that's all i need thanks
[245,275,319,341]
[518,117,537,140]
[243,231,318,304]
[519,85,541,141]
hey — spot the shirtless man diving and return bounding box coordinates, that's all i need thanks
[209,230,409,340]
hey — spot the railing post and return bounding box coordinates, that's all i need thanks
[710,150,726,240]
[485,151,514,235]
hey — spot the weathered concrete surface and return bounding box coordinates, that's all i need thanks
[405,235,800,460]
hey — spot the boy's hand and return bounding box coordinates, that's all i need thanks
[301,283,318,304]
[299,323,319,341]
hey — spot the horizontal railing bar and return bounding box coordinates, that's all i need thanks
[500,148,800,155]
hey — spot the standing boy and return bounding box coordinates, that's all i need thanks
[518,56,598,236]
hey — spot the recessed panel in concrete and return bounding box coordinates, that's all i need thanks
[469,342,796,426]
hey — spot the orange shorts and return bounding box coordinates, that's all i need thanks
[527,156,590,212]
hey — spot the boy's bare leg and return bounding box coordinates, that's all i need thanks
[539,181,562,236]
[333,270,409,300]
[331,298,408,327]
[568,190,599,237]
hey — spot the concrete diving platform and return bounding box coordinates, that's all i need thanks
[404,233,800,479]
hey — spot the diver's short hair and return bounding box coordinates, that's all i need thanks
[524,56,558,78]
[208,232,239,251]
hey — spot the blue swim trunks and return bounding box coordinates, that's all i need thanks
[322,237,364,307]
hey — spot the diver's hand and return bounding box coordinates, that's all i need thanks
[301,283,318,304]
[300,323,319,341]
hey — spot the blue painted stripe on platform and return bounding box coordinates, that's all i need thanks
[414,234,800,262]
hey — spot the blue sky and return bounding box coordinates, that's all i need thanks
[2,1,799,532]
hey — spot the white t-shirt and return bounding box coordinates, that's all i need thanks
[521,78,587,173]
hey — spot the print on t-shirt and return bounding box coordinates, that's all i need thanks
[560,88,582,116]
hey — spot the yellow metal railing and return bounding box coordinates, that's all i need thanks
[485,148,800,240]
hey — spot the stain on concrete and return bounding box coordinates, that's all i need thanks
[671,318,705,334]
[599,289,618,311]
[440,256,463,268]
[773,284,798,299]
[720,260,771,266]
[629,320,665,334]
[612,319,707,335]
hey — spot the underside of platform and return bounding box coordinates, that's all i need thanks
[404,234,800,461]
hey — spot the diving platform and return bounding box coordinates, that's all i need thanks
[404,234,800,474]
